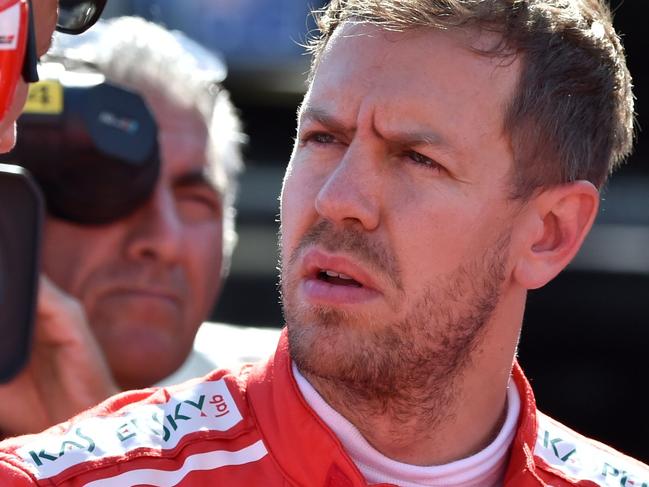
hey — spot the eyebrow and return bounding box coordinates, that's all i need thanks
[299,106,355,135]
[173,168,219,194]
[384,129,451,150]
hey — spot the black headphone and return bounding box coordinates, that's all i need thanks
[3,67,161,225]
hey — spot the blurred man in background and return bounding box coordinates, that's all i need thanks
[0,17,278,438]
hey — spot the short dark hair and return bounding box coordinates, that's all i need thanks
[308,0,635,198]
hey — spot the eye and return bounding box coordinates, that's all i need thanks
[405,150,442,171]
[313,133,335,144]
[301,131,337,145]
[176,187,222,224]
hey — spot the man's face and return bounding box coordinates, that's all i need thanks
[0,0,58,152]
[42,95,224,389]
[281,24,525,402]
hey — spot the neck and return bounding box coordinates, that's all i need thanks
[300,293,525,466]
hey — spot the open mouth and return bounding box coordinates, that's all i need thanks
[317,269,363,288]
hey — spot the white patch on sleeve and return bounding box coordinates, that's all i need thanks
[83,439,267,487]
[16,379,243,480]
[0,2,21,50]
[534,412,649,487]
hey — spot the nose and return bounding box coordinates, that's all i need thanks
[124,188,183,264]
[315,139,382,231]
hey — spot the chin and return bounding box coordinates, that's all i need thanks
[111,351,185,390]
[100,330,191,390]
[286,305,373,379]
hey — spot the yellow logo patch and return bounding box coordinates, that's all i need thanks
[24,80,64,115]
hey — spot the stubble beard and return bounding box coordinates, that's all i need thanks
[280,221,511,433]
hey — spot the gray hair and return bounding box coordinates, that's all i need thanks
[48,16,245,271]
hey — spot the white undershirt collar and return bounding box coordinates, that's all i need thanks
[293,363,520,487]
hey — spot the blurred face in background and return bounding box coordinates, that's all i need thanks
[41,92,225,389]
[0,0,58,152]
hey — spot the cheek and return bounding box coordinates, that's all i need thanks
[387,194,492,282]
[184,224,224,295]
[280,158,323,252]
[279,179,299,246]
[41,225,113,295]
[413,208,510,278]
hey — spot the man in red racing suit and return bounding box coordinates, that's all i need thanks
[0,330,646,486]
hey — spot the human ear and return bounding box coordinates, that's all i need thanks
[512,181,599,290]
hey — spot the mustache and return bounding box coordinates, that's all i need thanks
[285,220,403,290]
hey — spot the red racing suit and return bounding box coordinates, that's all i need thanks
[0,329,647,486]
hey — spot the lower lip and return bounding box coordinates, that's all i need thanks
[300,278,380,305]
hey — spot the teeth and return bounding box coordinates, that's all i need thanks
[323,269,353,280]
